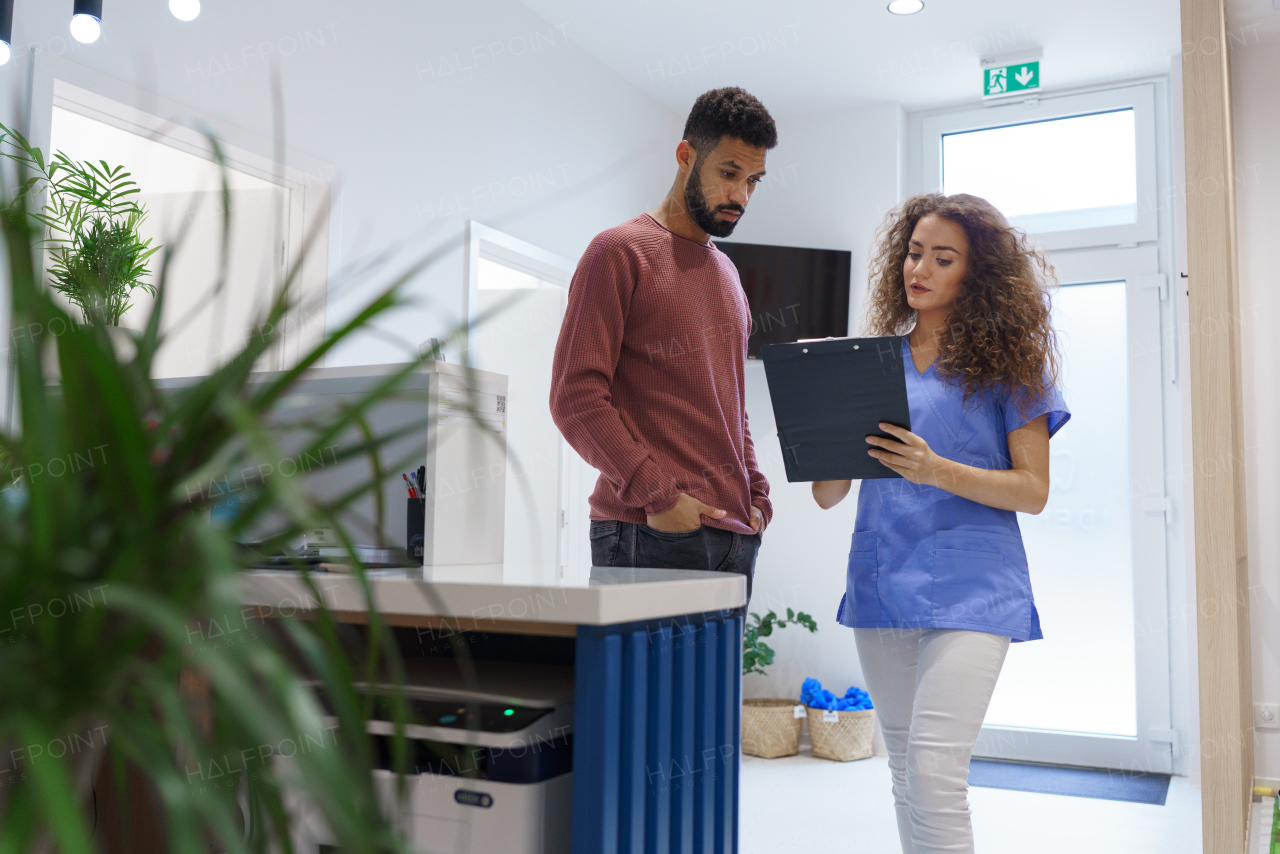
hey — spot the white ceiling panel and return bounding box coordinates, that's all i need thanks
[517,0,1191,115]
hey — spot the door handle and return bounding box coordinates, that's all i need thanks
[1141,496,1172,526]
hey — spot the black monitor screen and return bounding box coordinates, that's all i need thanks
[716,241,851,358]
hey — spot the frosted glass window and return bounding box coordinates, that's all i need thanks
[943,110,1137,234]
[983,281,1136,736]
[49,107,286,379]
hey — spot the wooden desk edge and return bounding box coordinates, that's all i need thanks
[246,606,577,638]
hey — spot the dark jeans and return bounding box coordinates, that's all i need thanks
[589,520,761,607]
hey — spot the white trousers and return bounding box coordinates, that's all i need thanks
[854,628,1010,854]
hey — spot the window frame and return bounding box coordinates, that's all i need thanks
[917,83,1159,252]
[23,49,336,373]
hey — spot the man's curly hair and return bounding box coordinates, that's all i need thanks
[864,193,1061,411]
[683,87,778,156]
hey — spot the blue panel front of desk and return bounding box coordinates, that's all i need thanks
[572,611,742,854]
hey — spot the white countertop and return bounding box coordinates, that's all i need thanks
[240,565,746,627]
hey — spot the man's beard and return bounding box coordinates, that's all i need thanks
[684,165,745,238]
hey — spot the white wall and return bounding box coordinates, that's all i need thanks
[721,101,906,336]
[734,102,905,703]
[1230,35,1280,786]
[0,0,682,367]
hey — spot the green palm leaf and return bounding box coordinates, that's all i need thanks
[0,130,471,853]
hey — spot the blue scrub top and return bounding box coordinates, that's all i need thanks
[835,336,1070,642]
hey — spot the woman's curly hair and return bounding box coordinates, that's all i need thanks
[863,193,1061,411]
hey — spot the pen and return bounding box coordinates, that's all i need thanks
[402,473,417,499]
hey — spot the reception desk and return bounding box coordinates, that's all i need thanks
[241,566,747,854]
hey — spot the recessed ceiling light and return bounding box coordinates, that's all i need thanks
[888,0,925,14]
[170,0,201,21]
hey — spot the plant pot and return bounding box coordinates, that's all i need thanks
[0,717,110,853]
[742,699,803,758]
[36,322,136,383]
[806,706,875,762]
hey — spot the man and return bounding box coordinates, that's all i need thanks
[549,87,776,600]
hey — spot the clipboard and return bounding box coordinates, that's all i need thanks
[760,336,911,482]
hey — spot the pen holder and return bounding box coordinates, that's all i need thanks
[406,497,426,565]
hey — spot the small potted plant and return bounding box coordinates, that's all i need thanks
[741,608,817,758]
[0,123,160,327]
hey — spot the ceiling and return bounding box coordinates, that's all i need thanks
[516,0,1274,116]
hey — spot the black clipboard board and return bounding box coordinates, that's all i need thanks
[760,336,911,482]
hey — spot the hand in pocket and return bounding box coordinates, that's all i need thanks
[646,492,725,532]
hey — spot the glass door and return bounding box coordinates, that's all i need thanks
[921,85,1175,773]
[973,274,1173,773]
[986,281,1136,738]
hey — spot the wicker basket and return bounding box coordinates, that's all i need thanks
[741,699,804,758]
[806,706,876,761]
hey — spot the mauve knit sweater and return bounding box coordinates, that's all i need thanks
[549,214,771,535]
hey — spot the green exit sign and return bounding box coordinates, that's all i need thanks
[984,60,1040,98]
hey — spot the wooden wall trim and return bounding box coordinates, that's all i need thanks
[1179,0,1254,850]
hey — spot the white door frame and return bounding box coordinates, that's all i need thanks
[463,221,593,583]
[463,220,575,361]
[912,79,1183,772]
[24,49,335,372]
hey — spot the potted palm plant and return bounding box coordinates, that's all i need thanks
[0,129,472,853]
[0,123,160,327]
[741,608,817,759]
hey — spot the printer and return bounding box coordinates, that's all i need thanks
[289,658,574,854]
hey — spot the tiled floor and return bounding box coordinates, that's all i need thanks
[741,749,1203,854]
[1249,797,1276,854]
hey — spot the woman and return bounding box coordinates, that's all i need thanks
[812,193,1069,854]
